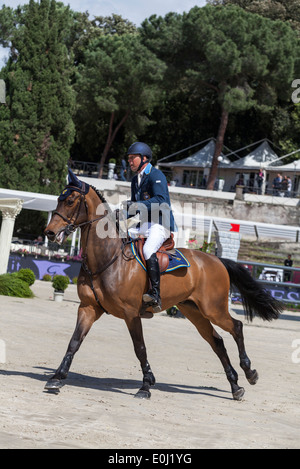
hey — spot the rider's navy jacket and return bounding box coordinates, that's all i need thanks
[130,163,176,232]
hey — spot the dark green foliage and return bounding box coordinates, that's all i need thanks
[1,1,300,187]
[42,274,52,281]
[0,4,17,48]
[16,268,35,286]
[140,5,300,184]
[210,0,300,33]
[13,210,48,241]
[0,273,34,298]
[75,31,166,174]
[0,0,75,194]
[52,274,69,292]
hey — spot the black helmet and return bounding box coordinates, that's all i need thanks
[127,142,152,161]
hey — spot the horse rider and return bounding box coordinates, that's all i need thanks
[122,142,176,312]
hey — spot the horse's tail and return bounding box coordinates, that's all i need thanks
[220,257,283,322]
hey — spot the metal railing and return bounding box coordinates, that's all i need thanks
[70,161,300,198]
[70,161,132,181]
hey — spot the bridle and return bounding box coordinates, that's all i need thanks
[53,185,103,239]
[52,184,130,312]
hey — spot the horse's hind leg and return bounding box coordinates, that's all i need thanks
[124,314,155,399]
[45,304,103,392]
[178,301,245,401]
[231,318,258,385]
[208,310,258,386]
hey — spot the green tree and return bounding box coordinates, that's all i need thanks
[0,4,19,48]
[194,5,300,188]
[142,5,300,189]
[74,31,166,177]
[69,13,137,66]
[0,0,75,194]
[208,0,300,33]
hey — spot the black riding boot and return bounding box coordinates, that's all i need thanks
[143,253,162,312]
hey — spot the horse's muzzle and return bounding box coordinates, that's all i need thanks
[44,229,66,245]
[44,229,56,242]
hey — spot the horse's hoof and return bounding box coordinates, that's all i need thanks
[44,379,63,393]
[134,389,151,399]
[247,369,259,385]
[233,387,245,401]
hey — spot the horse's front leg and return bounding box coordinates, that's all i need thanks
[45,304,103,393]
[125,315,155,399]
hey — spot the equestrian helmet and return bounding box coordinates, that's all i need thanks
[127,142,152,161]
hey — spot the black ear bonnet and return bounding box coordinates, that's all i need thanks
[59,169,90,201]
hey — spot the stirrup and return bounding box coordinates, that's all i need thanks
[143,292,162,312]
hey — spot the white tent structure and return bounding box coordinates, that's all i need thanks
[158,139,231,188]
[159,139,231,169]
[221,140,281,192]
[0,187,58,212]
[229,140,279,169]
[0,188,81,275]
[157,138,300,194]
[268,159,300,171]
[158,138,282,191]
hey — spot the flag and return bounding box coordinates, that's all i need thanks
[230,224,240,232]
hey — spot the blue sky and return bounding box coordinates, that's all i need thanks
[0,0,207,65]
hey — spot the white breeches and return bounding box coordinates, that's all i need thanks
[129,223,170,260]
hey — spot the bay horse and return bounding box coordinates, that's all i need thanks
[44,170,282,401]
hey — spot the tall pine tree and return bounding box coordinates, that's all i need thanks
[0,0,75,194]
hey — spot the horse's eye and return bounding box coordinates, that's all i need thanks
[67,199,74,206]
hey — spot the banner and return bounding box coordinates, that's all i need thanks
[7,254,81,281]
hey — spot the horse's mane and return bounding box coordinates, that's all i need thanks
[90,184,121,232]
[89,184,125,237]
[90,184,108,205]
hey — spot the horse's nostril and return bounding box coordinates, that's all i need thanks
[44,230,55,241]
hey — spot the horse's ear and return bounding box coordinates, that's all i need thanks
[68,168,82,188]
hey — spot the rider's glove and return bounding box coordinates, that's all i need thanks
[121,200,138,211]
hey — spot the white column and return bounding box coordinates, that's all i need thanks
[215,231,241,312]
[44,211,52,247]
[77,229,81,254]
[0,199,23,274]
[262,168,267,195]
[70,229,77,256]
[215,231,241,261]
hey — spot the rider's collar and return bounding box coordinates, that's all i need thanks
[144,163,152,175]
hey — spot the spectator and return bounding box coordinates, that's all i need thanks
[120,158,127,181]
[281,175,288,196]
[286,176,292,197]
[256,168,264,194]
[236,174,244,186]
[284,254,293,282]
[34,236,44,245]
[272,173,282,196]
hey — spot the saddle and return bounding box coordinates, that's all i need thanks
[136,233,175,273]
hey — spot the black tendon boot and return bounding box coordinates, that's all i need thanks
[143,253,162,312]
